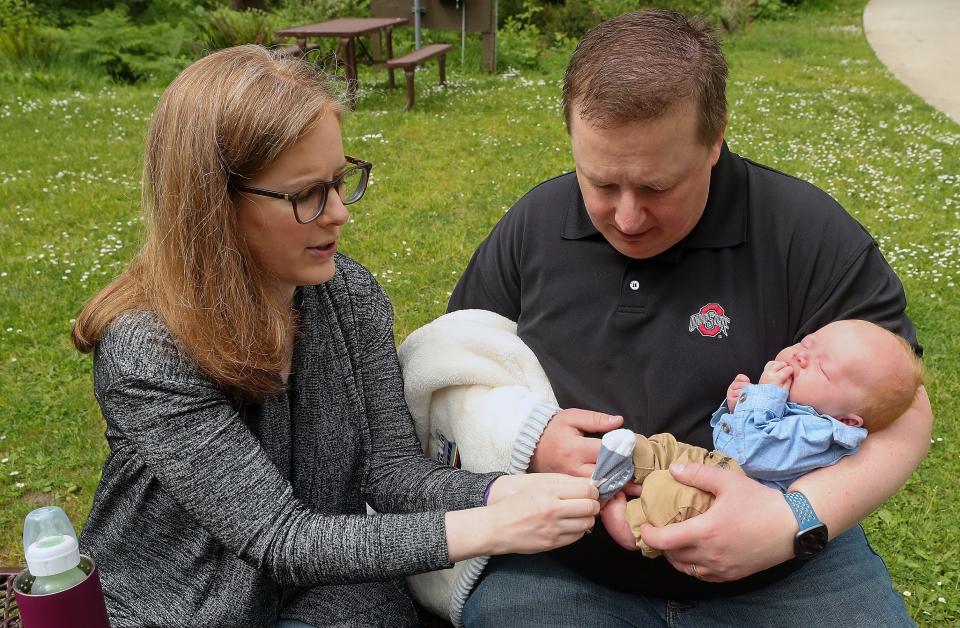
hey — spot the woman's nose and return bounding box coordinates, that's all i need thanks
[320,189,350,226]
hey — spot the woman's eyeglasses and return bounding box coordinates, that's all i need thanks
[233,156,372,224]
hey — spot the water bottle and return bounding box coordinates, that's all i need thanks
[13,506,111,627]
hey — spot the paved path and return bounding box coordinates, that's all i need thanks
[863,0,960,125]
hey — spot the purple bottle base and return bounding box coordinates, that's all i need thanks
[13,555,110,628]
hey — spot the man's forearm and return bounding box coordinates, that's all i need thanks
[789,386,932,538]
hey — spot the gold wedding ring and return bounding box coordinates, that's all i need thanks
[689,563,702,579]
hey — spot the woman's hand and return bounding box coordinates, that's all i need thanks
[638,463,795,582]
[485,471,598,505]
[445,474,599,562]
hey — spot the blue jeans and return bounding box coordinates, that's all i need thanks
[463,526,914,627]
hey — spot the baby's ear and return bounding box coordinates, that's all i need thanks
[838,414,864,428]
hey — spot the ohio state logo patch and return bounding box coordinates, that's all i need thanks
[689,303,730,338]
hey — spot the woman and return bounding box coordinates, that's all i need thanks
[72,45,598,627]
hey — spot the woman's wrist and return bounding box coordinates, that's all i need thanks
[482,477,497,505]
[484,474,521,506]
[444,507,496,563]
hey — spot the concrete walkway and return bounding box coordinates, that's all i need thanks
[863,0,960,125]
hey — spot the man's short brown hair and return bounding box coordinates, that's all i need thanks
[563,9,728,144]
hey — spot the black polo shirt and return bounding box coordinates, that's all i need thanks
[448,144,919,597]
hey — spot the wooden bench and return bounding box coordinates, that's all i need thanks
[386,43,452,110]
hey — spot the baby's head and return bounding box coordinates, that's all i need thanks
[774,320,923,431]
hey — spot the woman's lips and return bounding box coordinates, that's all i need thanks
[307,241,336,257]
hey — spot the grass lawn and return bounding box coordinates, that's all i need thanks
[1,0,957,623]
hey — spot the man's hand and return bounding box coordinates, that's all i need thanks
[639,463,796,582]
[758,360,793,391]
[599,491,639,551]
[726,374,751,412]
[529,409,623,477]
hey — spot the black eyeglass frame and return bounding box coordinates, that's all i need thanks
[233,156,373,224]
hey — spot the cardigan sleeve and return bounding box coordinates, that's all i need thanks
[92,311,469,587]
[348,272,503,514]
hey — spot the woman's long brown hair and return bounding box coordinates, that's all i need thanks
[72,45,343,400]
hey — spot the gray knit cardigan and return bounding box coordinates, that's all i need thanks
[79,254,500,627]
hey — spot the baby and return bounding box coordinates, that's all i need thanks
[597,319,924,557]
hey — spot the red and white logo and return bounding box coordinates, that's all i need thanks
[689,303,730,338]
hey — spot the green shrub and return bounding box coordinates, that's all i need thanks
[273,0,369,26]
[497,0,545,70]
[196,7,272,51]
[590,0,642,21]
[0,0,33,26]
[66,8,190,83]
[0,0,64,68]
[0,24,64,68]
[540,1,599,38]
[15,0,114,26]
[138,0,219,26]
[753,0,793,19]
[717,0,752,31]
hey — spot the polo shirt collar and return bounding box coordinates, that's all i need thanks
[560,142,748,260]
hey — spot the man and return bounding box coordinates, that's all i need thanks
[448,9,930,627]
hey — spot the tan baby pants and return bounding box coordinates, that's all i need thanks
[625,433,743,558]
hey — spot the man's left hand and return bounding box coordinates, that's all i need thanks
[598,491,640,551]
[638,463,796,582]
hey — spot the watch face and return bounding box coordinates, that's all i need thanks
[795,524,829,560]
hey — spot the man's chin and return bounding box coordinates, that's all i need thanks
[608,238,665,260]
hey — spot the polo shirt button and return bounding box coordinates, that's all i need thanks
[721,422,731,433]
[629,280,639,290]
[739,393,748,404]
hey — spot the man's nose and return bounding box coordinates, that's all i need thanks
[613,191,647,234]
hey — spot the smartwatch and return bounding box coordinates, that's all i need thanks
[783,491,828,559]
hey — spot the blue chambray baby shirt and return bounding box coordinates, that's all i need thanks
[710,383,868,491]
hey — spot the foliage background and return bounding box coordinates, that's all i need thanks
[0,0,957,624]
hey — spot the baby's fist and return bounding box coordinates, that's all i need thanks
[726,374,751,412]
[759,360,793,390]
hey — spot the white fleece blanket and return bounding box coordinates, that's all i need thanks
[397,309,557,622]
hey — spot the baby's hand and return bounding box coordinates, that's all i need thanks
[599,491,639,551]
[758,360,793,390]
[726,374,751,412]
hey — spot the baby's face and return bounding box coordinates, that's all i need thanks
[774,321,883,420]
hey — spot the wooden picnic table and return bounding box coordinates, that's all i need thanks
[275,17,409,109]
